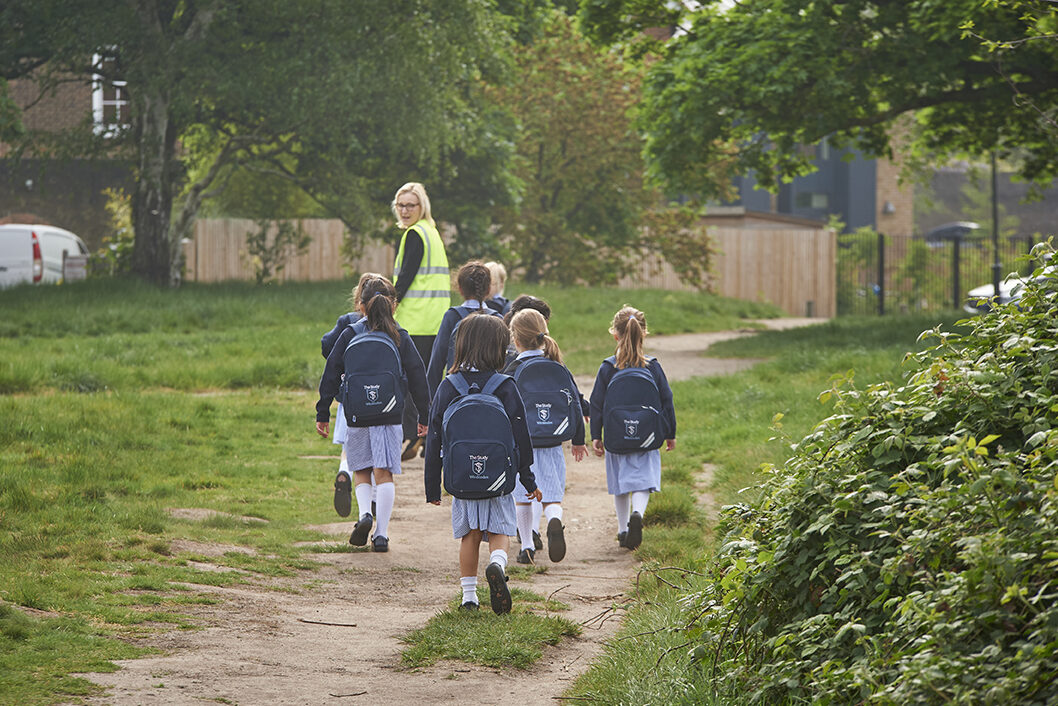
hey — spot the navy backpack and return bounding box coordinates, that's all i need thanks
[339,321,406,424]
[441,372,517,499]
[512,357,580,447]
[601,356,666,453]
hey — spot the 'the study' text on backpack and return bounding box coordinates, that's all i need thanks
[339,322,406,424]
[512,357,580,447]
[601,356,666,453]
[441,373,517,499]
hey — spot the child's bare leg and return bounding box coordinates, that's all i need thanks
[459,530,483,577]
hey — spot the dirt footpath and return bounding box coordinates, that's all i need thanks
[81,318,822,706]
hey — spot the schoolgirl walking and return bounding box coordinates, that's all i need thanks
[315,274,430,552]
[503,309,587,564]
[424,314,541,614]
[589,306,677,550]
[425,260,503,398]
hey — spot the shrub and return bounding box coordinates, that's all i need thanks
[685,244,1058,703]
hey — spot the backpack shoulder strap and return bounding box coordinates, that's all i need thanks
[481,372,509,396]
[448,372,470,396]
[349,320,368,336]
[604,355,617,366]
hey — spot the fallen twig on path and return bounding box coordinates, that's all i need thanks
[298,618,358,627]
[329,691,367,698]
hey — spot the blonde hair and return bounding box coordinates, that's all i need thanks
[390,182,435,227]
[609,305,647,369]
[484,261,507,296]
[510,309,562,363]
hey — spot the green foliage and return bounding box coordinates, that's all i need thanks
[91,188,135,277]
[678,247,1058,702]
[488,12,714,286]
[243,220,311,285]
[581,0,1058,197]
[2,0,516,285]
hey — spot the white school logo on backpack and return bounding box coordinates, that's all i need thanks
[536,403,551,423]
[624,419,639,437]
[470,455,488,476]
[364,384,380,403]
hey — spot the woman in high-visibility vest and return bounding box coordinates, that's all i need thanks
[391,182,450,459]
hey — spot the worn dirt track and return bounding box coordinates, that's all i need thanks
[80,318,822,706]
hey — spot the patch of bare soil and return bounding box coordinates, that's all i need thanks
[79,318,823,705]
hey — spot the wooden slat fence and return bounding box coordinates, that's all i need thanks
[184,219,835,318]
[618,227,836,318]
[183,219,395,283]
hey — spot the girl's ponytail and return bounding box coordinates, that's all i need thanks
[510,309,563,363]
[356,273,401,346]
[610,306,647,369]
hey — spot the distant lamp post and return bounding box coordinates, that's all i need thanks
[992,151,1002,299]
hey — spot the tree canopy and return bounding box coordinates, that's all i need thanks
[487,12,713,287]
[579,0,1058,198]
[1,0,512,285]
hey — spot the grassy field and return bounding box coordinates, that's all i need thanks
[565,311,970,703]
[0,277,782,704]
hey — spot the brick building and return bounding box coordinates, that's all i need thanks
[1,70,133,251]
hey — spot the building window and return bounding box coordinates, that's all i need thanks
[92,53,130,136]
[795,192,829,209]
[818,136,830,161]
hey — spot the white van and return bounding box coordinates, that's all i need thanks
[0,224,89,287]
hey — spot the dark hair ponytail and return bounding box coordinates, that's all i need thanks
[356,273,401,346]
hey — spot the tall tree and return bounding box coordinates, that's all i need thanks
[0,1,510,285]
[488,12,712,286]
[578,0,1058,198]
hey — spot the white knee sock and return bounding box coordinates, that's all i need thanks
[516,504,535,550]
[630,490,650,517]
[489,549,508,572]
[338,457,349,477]
[460,576,478,604]
[531,499,543,535]
[614,493,631,533]
[544,504,563,523]
[373,482,395,539]
[354,483,373,518]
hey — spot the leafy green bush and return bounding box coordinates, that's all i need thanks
[685,245,1058,703]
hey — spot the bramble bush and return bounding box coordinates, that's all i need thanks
[687,243,1058,703]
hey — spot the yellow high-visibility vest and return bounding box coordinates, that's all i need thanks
[393,219,450,335]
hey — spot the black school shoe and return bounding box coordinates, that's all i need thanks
[333,472,352,518]
[348,513,373,546]
[372,535,389,553]
[460,601,479,612]
[485,562,512,615]
[547,517,566,563]
[617,531,628,548]
[516,548,535,565]
[626,511,643,550]
[533,530,543,551]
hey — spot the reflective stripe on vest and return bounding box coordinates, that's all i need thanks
[394,220,450,335]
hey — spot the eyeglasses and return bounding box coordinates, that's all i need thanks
[396,202,420,212]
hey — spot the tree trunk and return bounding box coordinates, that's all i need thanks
[129,87,178,287]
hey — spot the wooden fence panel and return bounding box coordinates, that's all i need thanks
[616,228,835,317]
[184,219,835,317]
[183,219,395,283]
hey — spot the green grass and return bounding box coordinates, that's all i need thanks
[566,311,969,702]
[0,277,780,704]
[401,587,579,669]
[0,278,782,394]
